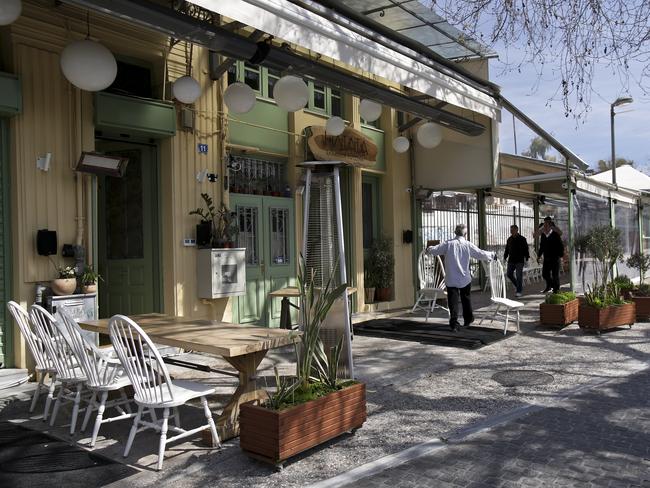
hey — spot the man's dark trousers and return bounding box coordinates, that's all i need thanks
[542,257,560,293]
[447,283,473,327]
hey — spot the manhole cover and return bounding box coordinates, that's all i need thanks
[492,370,554,387]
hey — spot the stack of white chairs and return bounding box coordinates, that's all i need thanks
[109,315,220,470]
[56,308,135,447]
[29,304,87,435]
[411,251,449,322]
[6,301,59,420]
[480,260,525,335]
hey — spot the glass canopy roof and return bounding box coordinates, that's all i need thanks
[335,0,497,60]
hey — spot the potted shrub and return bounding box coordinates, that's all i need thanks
[367,235,394,302]
[363,258,375,304]
[239,256,366,469]
[50,263,77,296]
[578,226,635,333]
[626,252,650,319]
[539,291,578,327]
[80,265,102,294]
[190,192,220,248]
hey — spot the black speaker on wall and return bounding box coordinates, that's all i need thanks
[36,229,57,256]
[402,230,413,244]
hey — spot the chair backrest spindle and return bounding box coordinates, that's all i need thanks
[7,301,53,372]
[418,251,446,290]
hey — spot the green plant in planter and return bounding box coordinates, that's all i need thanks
[627,252,650,284]
[366,235,394,289]
[634,283,650,297]
[49,257,76,279]
[264,254,349,410]
[545,291,576,305]
[81,265,103,285]
[610,275,633,294]
[189,193,219,247]
[218,204,239,245]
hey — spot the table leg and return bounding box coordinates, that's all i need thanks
[202,349,269,445]
[280,297,291,329]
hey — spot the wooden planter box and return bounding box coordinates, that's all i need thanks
[240,382,366,467]
[578,302,636,332]
[631,295,650,321]
[539,299,579,326]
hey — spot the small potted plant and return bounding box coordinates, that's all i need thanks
[626,252,650,319]
[239,255,366,469]
[539,291,578,327]
[367,235,394,302]
[50,263,77,296]
[363,258,376,304]
[81,265,102,294]
[578,226,635,333]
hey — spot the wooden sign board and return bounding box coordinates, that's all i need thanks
[307,125,377,168]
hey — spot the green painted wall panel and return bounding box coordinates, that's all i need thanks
[0,72,22,116]
[362,126,385,172]
[94,92,176,138]
[228,100,288,155]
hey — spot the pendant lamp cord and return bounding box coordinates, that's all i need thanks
[86,10,90,39]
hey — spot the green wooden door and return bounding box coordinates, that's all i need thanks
[231,194,295,327]
[97,141,160,318]
[0,119,12,366]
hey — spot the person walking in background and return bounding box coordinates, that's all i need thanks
[504,224,530,297]
[427,224,496,332]
[538,217,564,293]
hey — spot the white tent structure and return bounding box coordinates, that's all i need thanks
[590,165,650,192]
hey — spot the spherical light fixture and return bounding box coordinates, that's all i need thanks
[223,82,255,114]
[416,122,443,149]
[360,99,382,122]
[60,39,117,92]
[485,195,496,206]
[0,0,21,26]
[392,136,410,154]
[172,75,201,104]
[325,116,345,136]
[273,75,309,112]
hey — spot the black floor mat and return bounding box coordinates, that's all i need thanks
[353,319,516,349]
[0,422,138,487]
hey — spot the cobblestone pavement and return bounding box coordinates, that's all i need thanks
[333,366,650,488]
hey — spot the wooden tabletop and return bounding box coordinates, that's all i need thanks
[78,313,300,358]
[269,286,358,298]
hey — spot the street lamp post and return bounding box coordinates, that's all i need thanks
[610,96,633,186]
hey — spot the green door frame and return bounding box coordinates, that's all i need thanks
[94,138,162,317]
[0,119,13,366]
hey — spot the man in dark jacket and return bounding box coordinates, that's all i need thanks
[538,218,564,293]
[504,224,530,297]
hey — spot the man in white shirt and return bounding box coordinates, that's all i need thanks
[427,224,496,332]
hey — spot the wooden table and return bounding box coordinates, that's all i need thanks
[269,287,358,329]
[78,313,300,445]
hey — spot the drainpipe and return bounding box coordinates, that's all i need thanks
[408,131,419,302]
[75,173,84,246]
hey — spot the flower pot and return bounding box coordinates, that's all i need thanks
[631,295,650,321]
[539,298,579,327]
[375,287,392,302]
[82,284,97,294]
[364,287,375,303]
[578,302,636,332]
[51,278,77,296]
[240,383,366,466]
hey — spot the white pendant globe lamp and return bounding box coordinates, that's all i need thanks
[392,136,410,154]
[325,116,345,136]
[0,0,21,25]
[273,75,309,112]
[60,39,118,92]
[223,82,255,114]
[172,75,201,104]
[416,122,443,149]
[360,99,382,122]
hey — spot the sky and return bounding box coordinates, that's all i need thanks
[485,38,650,173]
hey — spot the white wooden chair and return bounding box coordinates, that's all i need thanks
[479,260,525,335]
[56,308,135,448]
[7,301,59,420]
[411,251,449,321]
[108,315,220,470]
[29,304,87,434]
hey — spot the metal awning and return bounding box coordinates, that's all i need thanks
[335,0,497,61]
[190,0,500,119]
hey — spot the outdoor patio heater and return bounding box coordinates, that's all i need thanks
[301,161,354,379]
